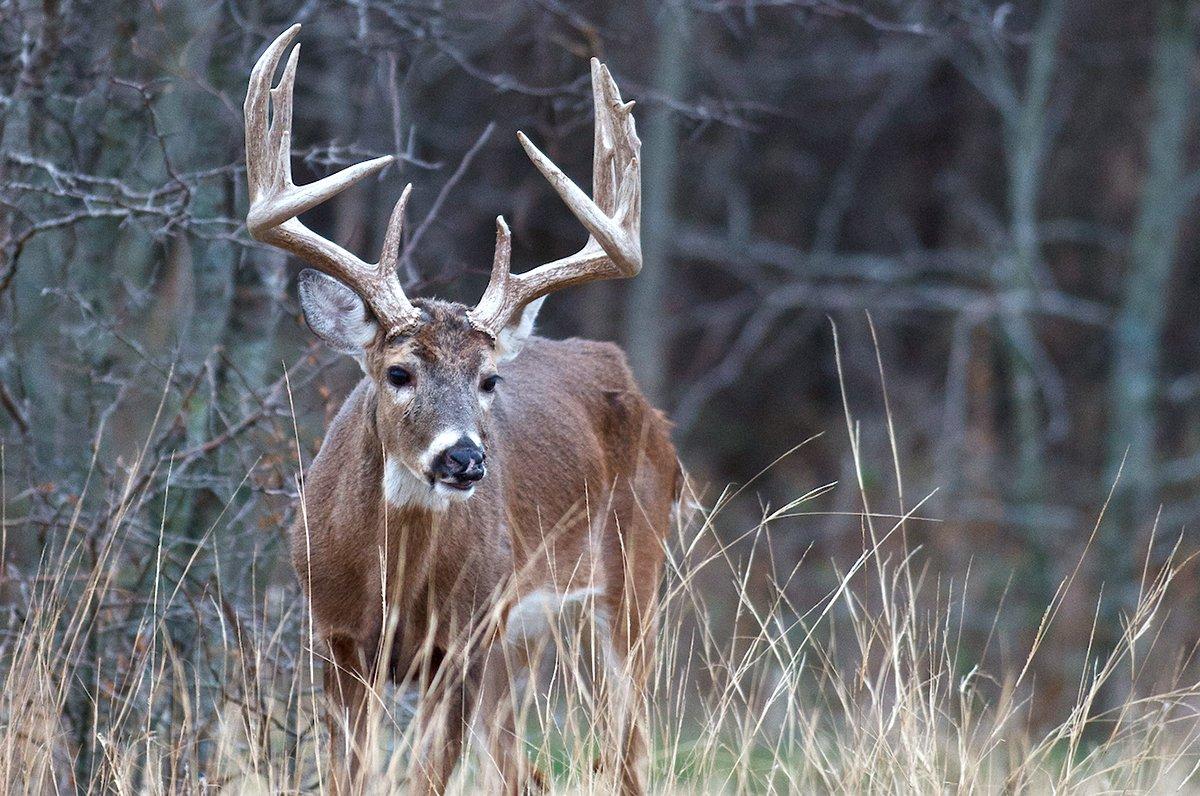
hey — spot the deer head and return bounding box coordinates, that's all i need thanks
[245,25,642,508]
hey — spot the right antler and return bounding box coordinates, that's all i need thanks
[245,25,422,335]
[468,58,642,337]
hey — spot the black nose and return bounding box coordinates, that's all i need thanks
[433,438,486,482]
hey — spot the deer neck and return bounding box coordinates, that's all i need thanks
[375,446,472,596]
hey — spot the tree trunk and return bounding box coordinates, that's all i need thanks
[1107,0,1194,583]
[625,2,689,405]
[999,0,1064,508]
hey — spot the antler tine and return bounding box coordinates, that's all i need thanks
[516,132,635,269]
[378,183,413,280]
[472,217,514,330]
[244,25,421,334]
[244,24,298,199]
[266,42,300,189]
[590,59,637,219]
[591,59,616,217]
[468,58,642,337]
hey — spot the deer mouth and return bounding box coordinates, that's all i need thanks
[428,461,486,493]
[430,477,479,502]
[428,469,484,496]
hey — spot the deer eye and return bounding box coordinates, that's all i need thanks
[387,366,412,388]
[480,374,500,393]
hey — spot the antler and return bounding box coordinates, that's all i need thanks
[245,25,422,335]
[468,58,642,337]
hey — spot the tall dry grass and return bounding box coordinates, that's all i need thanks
[3,343,1200,794]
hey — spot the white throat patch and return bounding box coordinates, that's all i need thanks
[383,455,474,512]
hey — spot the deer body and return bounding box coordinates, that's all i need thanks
[245,26,678,794]
[294,310,677,653]
[295,304,677,794]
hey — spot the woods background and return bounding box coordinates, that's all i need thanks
[2,0,1199,771]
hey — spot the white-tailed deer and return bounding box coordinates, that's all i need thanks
[245,25,681,795]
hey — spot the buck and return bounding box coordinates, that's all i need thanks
[245,25,681,795]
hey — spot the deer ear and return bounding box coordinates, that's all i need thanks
[298,269,379,354]
[495,296,545,363]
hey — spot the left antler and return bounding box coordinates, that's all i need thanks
[245,24,423,335]
[468,59,642,337]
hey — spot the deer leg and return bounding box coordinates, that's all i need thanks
[409,657,478,795]
[474,641,550,795]
[596,498,663,796]
[596,610,653,796]
[324,636,372,795]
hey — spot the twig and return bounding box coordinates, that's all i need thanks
[0,380,28,435]
[400,122,496,284]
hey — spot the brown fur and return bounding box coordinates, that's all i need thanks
[291,299,680,794]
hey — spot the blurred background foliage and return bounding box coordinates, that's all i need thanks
[2,0,1199,746]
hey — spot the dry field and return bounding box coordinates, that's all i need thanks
[2,370,1199,795]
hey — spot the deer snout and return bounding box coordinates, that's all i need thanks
[432,438,486,485]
